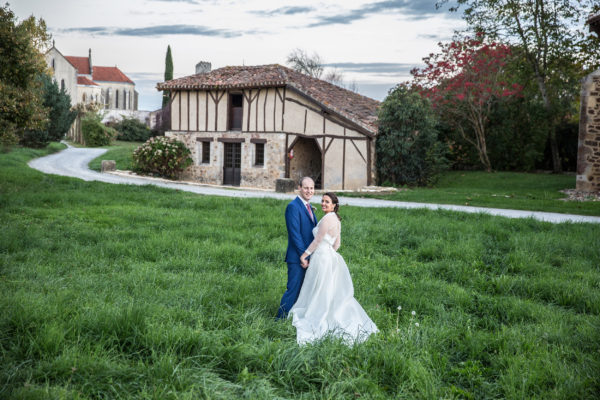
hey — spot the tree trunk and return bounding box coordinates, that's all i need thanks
[535,72,562,173]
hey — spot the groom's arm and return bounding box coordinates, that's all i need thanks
[285,204,306,258]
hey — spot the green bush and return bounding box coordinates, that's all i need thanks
[376,85,449,186]
[114,117,152,142]
[19,129,49,148]
[81,112,115,147]
[132,136,192,179]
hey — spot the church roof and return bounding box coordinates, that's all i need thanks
[65,56,90,75]
[92,66,134,84]
[77,76,98,86]
[157,64,380,135]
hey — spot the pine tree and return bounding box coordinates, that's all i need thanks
[162,45,173,108]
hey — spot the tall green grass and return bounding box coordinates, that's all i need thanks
[1,146,599,399]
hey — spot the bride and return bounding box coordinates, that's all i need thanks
[289,192,378,345]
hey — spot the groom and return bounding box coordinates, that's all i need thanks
[276,176,317,319]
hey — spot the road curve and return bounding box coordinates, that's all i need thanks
[27,144,600,224]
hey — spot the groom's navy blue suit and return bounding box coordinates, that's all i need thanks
[277,196,318,319]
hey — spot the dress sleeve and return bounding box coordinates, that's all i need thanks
[304,213,340,255]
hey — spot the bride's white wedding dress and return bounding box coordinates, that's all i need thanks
[289,212,378,345]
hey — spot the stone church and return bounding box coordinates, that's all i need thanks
[157,64,380,190]
[45,45,138,111]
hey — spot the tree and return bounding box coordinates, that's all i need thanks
[442,0,600,172]
[286,48,324,79]
[162,45,173,108]
[20,74,77,148]
[411,35,523,171]
[0,4,51,147]
[376,85,449,186]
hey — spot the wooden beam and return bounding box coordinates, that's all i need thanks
[350,138,367,163]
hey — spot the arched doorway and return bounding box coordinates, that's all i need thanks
[289,137,322,189]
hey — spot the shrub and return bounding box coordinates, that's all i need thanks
[81,112,115,147]
[20,129,49,148]
[376,85,449,186]
[132,136,192,179]
[114,117,152,142]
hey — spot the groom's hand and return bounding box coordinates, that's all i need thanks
[300,257,309,269]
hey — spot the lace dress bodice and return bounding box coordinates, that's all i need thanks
[306,213,340,254]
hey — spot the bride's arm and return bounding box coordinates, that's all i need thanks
[299,214,335,267]
[333,221,340,251]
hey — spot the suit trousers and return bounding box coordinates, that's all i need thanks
[276,262,306,319]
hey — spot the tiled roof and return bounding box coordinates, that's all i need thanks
[77,76,98,86]
[157,64,380,135]
[92,66,134,84]
[65,56,90,74]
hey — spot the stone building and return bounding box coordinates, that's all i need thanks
[157,64,379,190]
[45,45,137,110]
[577,13,600,192]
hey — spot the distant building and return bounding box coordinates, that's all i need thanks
[45,45,138,111]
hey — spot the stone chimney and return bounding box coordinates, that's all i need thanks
[195,61,211,74]
[88,48,93,75]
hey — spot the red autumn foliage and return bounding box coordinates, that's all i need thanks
[410,35,523,171]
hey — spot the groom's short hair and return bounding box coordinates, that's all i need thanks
[298,176,313,187]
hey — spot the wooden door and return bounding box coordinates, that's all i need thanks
[223,142,241,185]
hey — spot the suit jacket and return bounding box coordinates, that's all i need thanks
[285,196,318,263]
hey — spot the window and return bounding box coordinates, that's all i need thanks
[51,59,55,70]
[202,141,210,164]
[228,93,243,130]
[60,79,65,91]
[115,89,119,108]
[82,93,86,102]
[255,143,264,166]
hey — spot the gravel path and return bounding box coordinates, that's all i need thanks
[28,144,600,224]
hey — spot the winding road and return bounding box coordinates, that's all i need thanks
[27,144,600,224]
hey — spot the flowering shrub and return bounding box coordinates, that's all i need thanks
[133,136,192,179]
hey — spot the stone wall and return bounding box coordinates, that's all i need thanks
[167,131,286,189]
[577,69,600,192]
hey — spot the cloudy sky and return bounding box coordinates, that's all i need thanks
[13,0,465,111]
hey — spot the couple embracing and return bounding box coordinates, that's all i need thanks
[276,177,378,345]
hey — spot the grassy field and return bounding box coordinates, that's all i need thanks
[87,140,142,172]
[1,145,599,399]
[344,171,600,216]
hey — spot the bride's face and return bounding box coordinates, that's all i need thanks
[321,195,335,213]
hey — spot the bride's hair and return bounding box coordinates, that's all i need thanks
[324,192,341,221]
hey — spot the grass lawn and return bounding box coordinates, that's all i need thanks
[345,171,600,216]
[87,140,142,172]
[1,145,599,399]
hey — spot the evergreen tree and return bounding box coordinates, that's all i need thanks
[162,45,173,107]
[20,74,77,148]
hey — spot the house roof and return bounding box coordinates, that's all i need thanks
[156,64,380,135]
[65,56,90,75]
[588,12,600,34]
[77,76,98,86]
[92,66,134,84]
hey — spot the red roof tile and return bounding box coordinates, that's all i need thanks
[77,76,98,86]
[65,56,90,74]
[157,64,380,135]
[92,66,134,84]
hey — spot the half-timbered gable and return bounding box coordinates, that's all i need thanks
[157,64,379,190]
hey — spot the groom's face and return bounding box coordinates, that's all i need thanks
[298,178,314,202]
